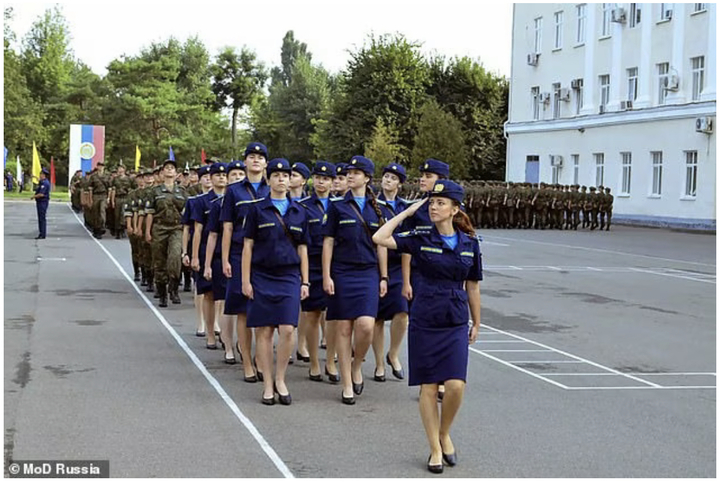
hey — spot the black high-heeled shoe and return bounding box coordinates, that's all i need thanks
[325,365,339,383]
[341,391,355,405]
[274,383,292,405]
[261,394,275,406]
[442,451,457,467]
[427,456,443,474]
[386,353,405,380]
[309,369,323,382]
[296,351,310,363]
[352,379,364,396]
[373,369,386,382]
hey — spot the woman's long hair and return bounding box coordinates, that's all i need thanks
[452,201,476,237]
[366,176,386,227]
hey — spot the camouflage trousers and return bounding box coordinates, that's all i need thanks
[91,195,107,233]
[152,225,182,287]
[114,197,127,234]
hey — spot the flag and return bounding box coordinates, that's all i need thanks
[135,145,141,171]
[68,124,105,176]
[50,156,56,188]
[32,142,42,184]
[168,146,175,161]
[16,156,21,191]
[4,146,7,168]
[201,148,206,164]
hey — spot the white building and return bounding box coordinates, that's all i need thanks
[505,3,716,230]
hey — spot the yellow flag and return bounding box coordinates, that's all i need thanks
[32,142,42,184]
[135,145,141,171]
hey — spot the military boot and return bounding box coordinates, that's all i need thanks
[158,284,168,308]
[146,271,155,293]
[133,262,141,282]
[169,278,181,304]
[183,268,192,292]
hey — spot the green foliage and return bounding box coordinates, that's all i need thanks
[364,119,403,176]
[410,99,470,180]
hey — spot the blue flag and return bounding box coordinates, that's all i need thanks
[3,146,7,168]
[168,146,175,161]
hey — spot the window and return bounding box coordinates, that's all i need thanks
[627,67,638,101]
[657,63,669,104]
[573,79,584,114]
[660,3,673,20]
[572,154,580,185]
[576,4,586,44]
[621,152,632,194]
[594,153,605,186]
[531,86,540,120]
[554,11,564,49]
[629,3,641,27]
[599,75,610,109]
[551,162,562,184]
[534,17,543,53]
[651,151,663,196]
[602,3,612,36]
[691,56,705,101]
[552,82,561,119]
[685,151,697,197]
[694,3,706,12]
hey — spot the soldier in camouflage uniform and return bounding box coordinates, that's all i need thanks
[144,159,188,307]
[588,186,599,230]
[88,162,111,238]
[136,170,157,292]
[580,186,590,228]
[602,187,613,231]
[69,170,83,212]
[124,172,146,281]
[110,165,134,239]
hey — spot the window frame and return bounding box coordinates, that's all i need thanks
[594,153,605,187]
[691,56,705,101]
[620,152,632,195]
[534,17,543,54]
[684,150,698,198]
[531,86,540,120]
[554,11,564,49]
[572,154,580,185]
[601,3,613,37]
[651,151,663,196]
[660,3,674,21]
[657,62,669,105]
[627,67,638,101]
[552,82,561,119]
[599,74,610,109]
[576,4,587,44]
[629,3,641,28]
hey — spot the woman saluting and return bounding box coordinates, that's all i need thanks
[242,159,310,406]
[372,180,482,474]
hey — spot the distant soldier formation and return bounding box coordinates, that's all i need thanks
[401,181,614,231]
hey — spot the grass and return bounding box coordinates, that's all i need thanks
[3,185,71,203]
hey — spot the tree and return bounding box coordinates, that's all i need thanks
[364,118,403,176]
[270,30,311,88]
[410,99,470,180]
[211,46,267,149]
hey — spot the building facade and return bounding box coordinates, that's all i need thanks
[506,3,716,230]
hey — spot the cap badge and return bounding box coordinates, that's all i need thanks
[277,163,283,169]
[392,165,397,170]
[352,159,357,165]
[434,184,445,192]
[220,166,225,171]
[424,163,429,169]
[255,146,260,151]
[321,166,326,171]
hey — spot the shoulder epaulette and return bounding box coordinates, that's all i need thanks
[329,197,343,202]
[376,199,387,206]
[298,196,312,203]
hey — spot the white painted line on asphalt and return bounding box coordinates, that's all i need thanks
[509,266,523,270]
[68,204,295,479]
[546,266,562,270]
[629,372,717,376]
[476,340,526,343]
[629,267,715,284]
[468,347,570,390]
[36,257,66,261]
[483,236,716,268]
[538,373,615,376]
[477,323,664,388]
[480,241,510,247]
[566,386,716,390]
[507,360,583,364]
[482,349,555,353]
[586,267,603,271]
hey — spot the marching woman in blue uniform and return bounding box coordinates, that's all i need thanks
[297,161,336,381]
[322,156,390,405]
[191,162,227,354]
[205,161,245,364]
[331,163,349,197]
[220,143,270,382]
[32,168,51,239]
[372,163,410,382]
[242,158,310,405]
[373,180,482,474]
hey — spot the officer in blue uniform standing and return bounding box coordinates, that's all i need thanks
[289,162,310,202]
[297,161,336,380]
[373,163,410,381]
[242,158,310,405]
[373,180,482,474]
[32,168,51,239]
[322,156,390,405]
[220,143,271,382]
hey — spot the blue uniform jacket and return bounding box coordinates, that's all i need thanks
[35,179,50,203]
[206,195,225,257]
[404,194,432,232]
[190,190,222,259]
[395,227,483,325]
[378,193,410,265]
[322,191,391,268]
[298,192,331,258]
[219,179,270,254]
[243,197,310,274]
[181,195,199,254]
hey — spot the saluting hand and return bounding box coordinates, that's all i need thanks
[242,281,253,300]
[323,277,335,296]
[404,197,427,217]
[379,279,388,298]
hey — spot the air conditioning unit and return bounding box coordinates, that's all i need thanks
[598,105,606,114]
[550,155,564,167]
[620,100,634,110]
[570,78,584,89]
[527,53,539,66]
[663,74,680,91]
[559,88,571,101]
[695,116,713,134]
[539,92,551,103]
[611,7,627,23]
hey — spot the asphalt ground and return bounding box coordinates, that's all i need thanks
[4,200,716,478]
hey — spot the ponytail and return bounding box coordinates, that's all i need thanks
[452,202,475,237]
[366,177,386,227]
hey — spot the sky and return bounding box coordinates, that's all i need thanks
[5,0,513,78]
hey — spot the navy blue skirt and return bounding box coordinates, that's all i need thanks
[326,263,379,321]
[377,262,408,321]
[195,268,212,295]
[247,267,301,328]
[224,252,248,315]
[301,256,327,312]
[211,255,227,301]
